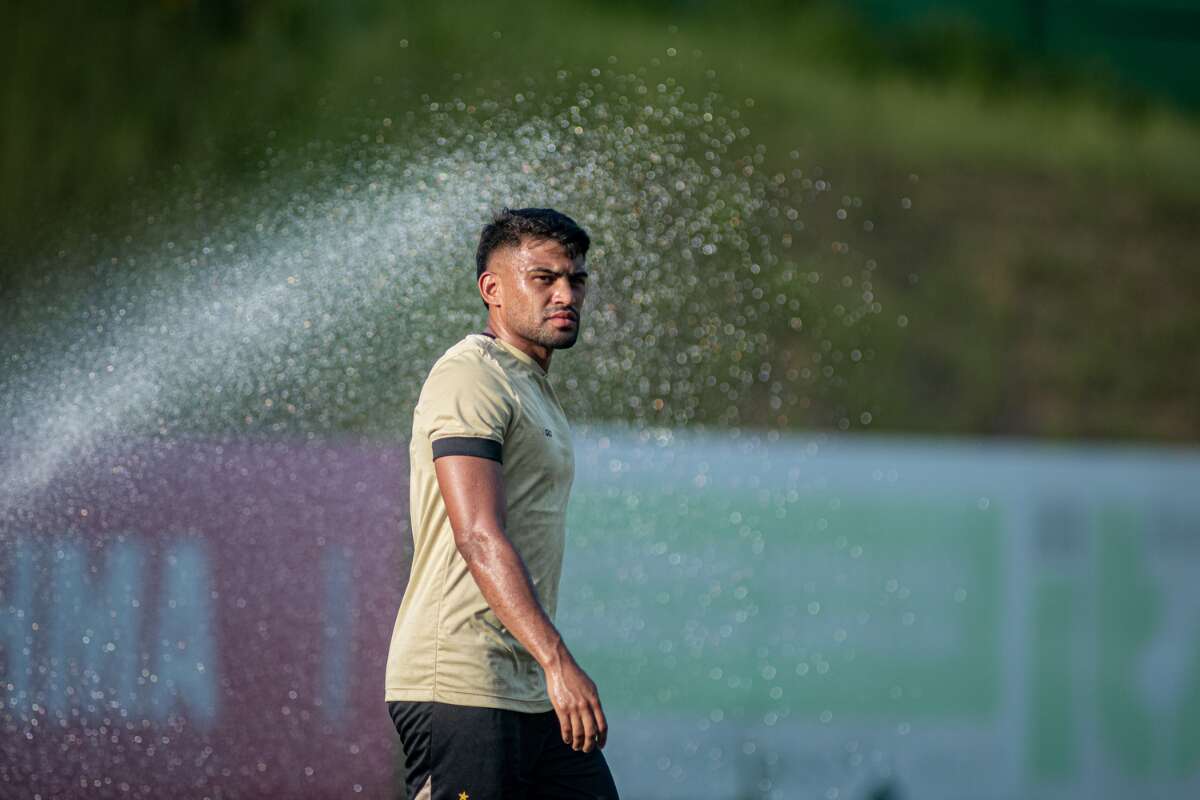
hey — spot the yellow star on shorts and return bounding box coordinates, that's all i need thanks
[458,793,469,800]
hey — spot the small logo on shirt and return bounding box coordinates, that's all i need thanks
[544,428,553,437]
[458,793,470,800]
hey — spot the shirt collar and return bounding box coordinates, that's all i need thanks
[475,331,549,377]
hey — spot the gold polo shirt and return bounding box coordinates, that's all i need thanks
[384,332,575,712]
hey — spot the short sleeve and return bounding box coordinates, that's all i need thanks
[420,351,513,463]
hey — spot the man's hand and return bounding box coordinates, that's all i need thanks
[544,642,608,753]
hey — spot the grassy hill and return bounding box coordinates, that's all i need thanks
[2,1,1197,442]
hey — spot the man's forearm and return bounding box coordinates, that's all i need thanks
[454,525,571,670]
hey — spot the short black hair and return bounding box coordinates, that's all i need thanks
[475,207,591,308]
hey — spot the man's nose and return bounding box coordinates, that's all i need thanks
[553,278,579,306]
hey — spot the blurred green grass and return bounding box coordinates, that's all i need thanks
[2,0,1197,442]
[5,0,1198,240]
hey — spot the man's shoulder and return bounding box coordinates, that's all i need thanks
[428,334,499,374]
[420,335,511,396]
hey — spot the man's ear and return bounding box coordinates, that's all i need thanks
[479,270,501,306]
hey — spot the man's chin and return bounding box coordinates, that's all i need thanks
[550,332,579,349]
[541,327,580,349]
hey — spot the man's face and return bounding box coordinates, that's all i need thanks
[484,237,589,350]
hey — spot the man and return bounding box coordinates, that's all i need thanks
[384,207,618,800]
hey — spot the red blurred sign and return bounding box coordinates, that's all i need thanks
[0,436,409,797]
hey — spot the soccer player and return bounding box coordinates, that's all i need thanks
[385,207,619,799]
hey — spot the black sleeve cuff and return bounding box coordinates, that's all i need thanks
[431,436,503,463]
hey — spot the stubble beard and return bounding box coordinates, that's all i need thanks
[515,312,580,350]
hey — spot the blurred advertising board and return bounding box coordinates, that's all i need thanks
[1,436,408,798]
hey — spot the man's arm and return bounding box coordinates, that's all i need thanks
[434,453,608,753]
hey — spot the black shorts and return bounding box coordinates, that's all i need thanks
[387,700,620,800]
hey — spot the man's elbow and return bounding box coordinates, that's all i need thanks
[452,524,502,566]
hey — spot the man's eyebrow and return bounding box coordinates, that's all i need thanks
[527,265,589,278]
